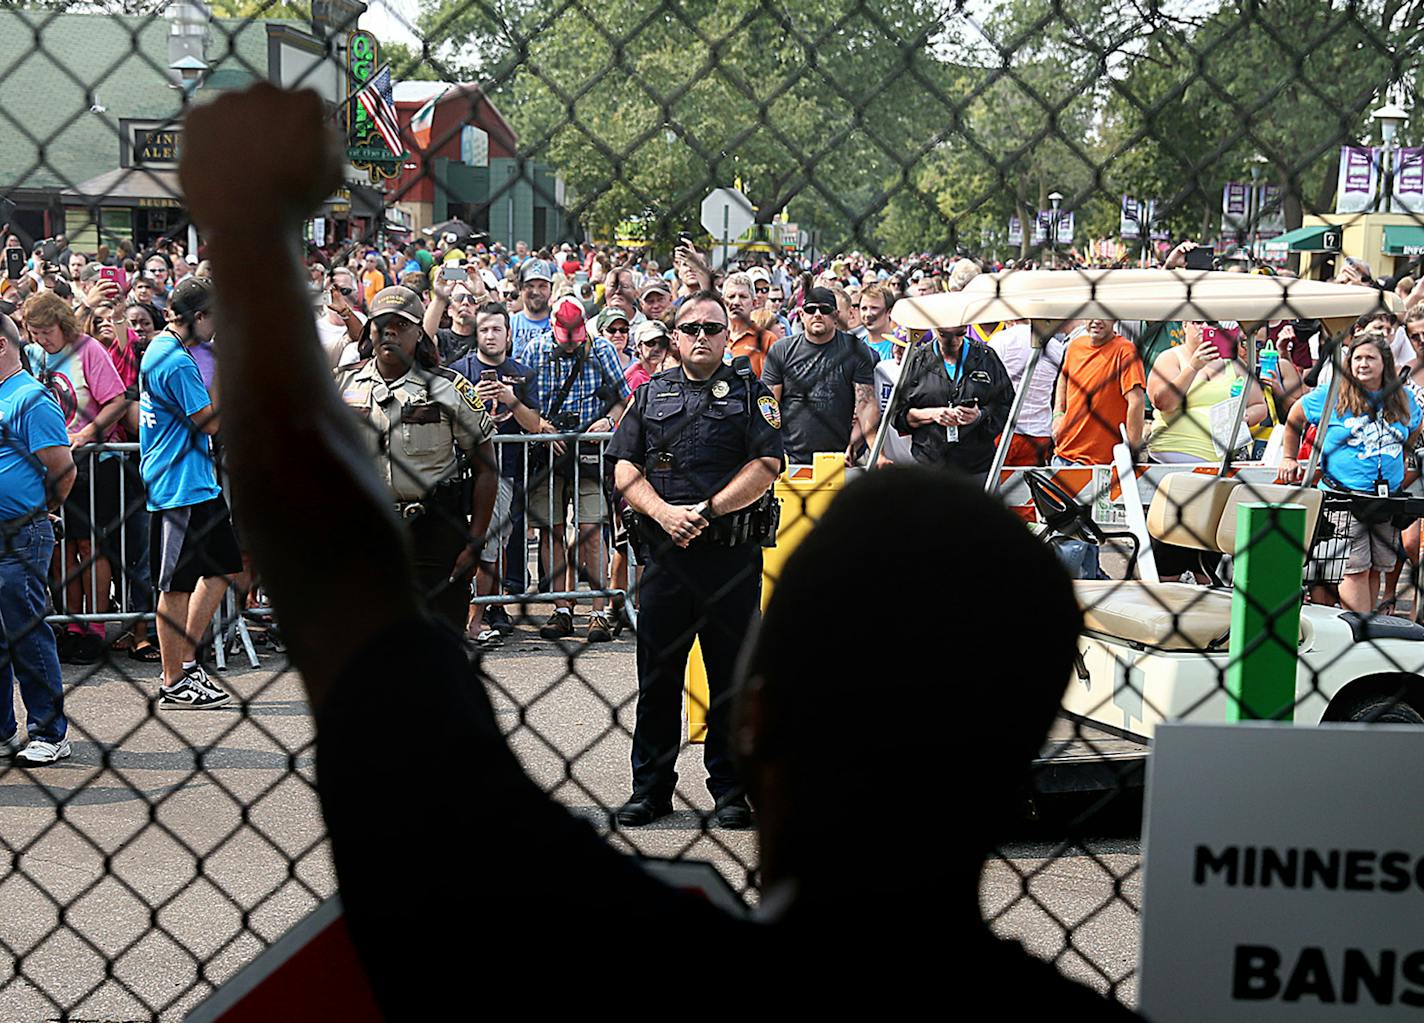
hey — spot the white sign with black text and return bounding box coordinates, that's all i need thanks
[1141,723,1424,1021]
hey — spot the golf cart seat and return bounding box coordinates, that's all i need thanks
[1074,474,1323,651]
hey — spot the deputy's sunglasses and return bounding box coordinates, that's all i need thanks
[677,321,727,338]
[803,303,835,316]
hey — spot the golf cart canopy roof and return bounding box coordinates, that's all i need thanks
[890,269,1401,332]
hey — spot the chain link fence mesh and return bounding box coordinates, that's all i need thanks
[2,0,1424,1017]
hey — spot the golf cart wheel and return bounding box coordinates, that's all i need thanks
[1342,695,1424,725]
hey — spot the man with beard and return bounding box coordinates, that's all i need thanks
[761,286,877,464]
[510,262,554,360]
[424,273,487,365]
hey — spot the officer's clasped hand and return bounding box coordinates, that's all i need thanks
[657,503,710,547]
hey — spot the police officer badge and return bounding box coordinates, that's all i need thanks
[757,395,782,429]
[712,380,730,398]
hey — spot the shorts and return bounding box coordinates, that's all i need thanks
[480,477,515,563]
[1331,507,1400,575]
[150,496,244,594]
[62,454,122,544]
[1004,433,1051,467]
[528,473,607,527]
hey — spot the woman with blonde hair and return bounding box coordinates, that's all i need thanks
[22,292,131,662]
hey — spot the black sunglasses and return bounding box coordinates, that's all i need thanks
[754,283,770,292]
[803,303,835,316]
[677,321,727,337]
[333,285,355,297]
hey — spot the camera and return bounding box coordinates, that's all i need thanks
[551,412,580,430]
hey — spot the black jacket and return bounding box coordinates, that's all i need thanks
[891,337,1012,474]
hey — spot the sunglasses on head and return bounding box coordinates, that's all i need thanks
[803,303,834,316]
[677,321,727,338]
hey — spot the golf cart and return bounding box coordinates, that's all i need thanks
[885,269,1424,745]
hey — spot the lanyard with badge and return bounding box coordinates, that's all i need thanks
[943,349,966,443]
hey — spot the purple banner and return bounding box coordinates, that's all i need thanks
[1343,147,1374,194]
[1396,148,1424,212]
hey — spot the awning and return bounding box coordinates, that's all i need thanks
[1269,225,1335,252]
[1382,224,1424,257]
[60,167,183,209]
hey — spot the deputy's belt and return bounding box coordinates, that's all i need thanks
[394,484,463,521]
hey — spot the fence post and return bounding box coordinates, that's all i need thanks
[1225,502,1305,723]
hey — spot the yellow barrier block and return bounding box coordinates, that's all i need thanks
[685,453,849,742]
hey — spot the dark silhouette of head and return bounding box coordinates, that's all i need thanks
[736,465,1081,898]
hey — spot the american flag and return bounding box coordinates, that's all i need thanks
[354,65,403,156]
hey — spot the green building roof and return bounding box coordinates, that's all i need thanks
[0,8,278,193]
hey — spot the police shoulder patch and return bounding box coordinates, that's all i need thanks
[757,394,782,429]
[449,372,483,412]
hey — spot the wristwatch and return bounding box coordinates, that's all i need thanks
[691,499,714,520]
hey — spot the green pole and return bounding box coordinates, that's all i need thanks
[1226,502,1306,723]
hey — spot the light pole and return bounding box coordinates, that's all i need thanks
[1248,154,1268,260]
[1373,102,1409,213]
[1048,191,1063,265]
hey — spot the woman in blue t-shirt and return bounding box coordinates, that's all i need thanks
[1278,330,1423,612]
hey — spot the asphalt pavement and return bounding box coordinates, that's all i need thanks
[0,615,1141,1019]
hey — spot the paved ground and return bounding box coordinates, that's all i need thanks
[0,615,1142,1020]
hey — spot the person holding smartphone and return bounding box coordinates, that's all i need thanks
[448,302,541,647]
[891,320,1012,485]
[1146,320,1267,464]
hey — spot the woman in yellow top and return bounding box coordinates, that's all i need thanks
[1146,321,1267,463]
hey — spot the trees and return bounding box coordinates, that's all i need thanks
[399,0,1421,255]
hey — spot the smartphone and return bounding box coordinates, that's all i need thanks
[440,264,468,281]
[98,265,122,285]
[1202,325,1236,360]
[956,396,981,408]
[1184,247,1215,271]
[4,248,22,281]
[479,369,498,384]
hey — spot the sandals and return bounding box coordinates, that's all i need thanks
[112,630,137,652]
[128,640,162,663]
[1376,598,1399,618]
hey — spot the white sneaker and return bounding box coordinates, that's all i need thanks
[159,674,232,710]
[14,737,71,766]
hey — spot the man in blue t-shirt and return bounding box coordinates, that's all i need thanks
[138,278,243,710]
[509,261,553,360]
[0,311,76,764]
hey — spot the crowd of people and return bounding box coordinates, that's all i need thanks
[4,207,1424,767]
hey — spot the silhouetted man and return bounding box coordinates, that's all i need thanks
[179,83,1143,1018]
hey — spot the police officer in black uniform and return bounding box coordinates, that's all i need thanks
[891,322,1012,485]
[606,289,784,829]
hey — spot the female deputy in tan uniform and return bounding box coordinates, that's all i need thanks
[334,286,499,631]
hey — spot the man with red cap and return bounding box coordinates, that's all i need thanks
[523,295,630,642]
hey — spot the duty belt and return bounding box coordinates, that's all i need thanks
[394,483,464,521]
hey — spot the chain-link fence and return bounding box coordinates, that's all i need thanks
[3,0,1424,1017]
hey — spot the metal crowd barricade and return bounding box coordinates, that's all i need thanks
[472,431,633,615]
[46,441,152,629]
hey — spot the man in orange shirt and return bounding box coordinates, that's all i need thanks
[1051,319,1145,465]
[722,271,775,376]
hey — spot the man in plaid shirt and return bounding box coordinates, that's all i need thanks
[523,296,631,642]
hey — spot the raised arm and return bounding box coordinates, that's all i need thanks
[180,85,418,710]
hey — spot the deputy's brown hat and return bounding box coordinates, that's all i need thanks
[368,285,424,323]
